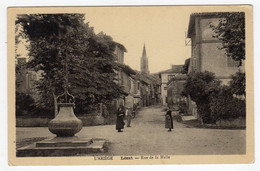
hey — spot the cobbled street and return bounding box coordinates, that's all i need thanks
[16,105,246,155]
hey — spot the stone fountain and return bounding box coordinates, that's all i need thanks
[17,38,107,157]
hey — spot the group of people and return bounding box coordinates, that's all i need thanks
[116,105,174,132]
[116,106,134,132]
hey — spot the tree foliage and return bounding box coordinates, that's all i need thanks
[209,86,245,122]
[16,14,124,114]
[16,92,36,116]
[229,71,246,96]
[182,71,221,102]
[16,14,85,41]
[211,12,245,67]
[182,71,246,123]
[182,71,221,123]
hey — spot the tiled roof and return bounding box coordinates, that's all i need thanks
[157,65,183,74]
[167,74,187,86]
[115,42,127,52]
[134,71,161,85]
[117,63,136,75]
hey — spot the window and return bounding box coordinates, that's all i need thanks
[168,75,175,81]
[164,86,167,90]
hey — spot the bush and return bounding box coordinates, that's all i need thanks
[16,92,36,116]
[177,101,187,114]
[210,86,246,122]
[16,91,55,118]
[182,71,221,123]
[229,71,245,96]
[182,71,246,124]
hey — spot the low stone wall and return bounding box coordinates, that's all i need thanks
[16,118,50,127]
[16,114,116,127]
[216,117,246,128]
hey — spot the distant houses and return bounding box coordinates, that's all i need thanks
[135,44,161,107]
[137,72,161,107]
[114,43,161,110]
[156,65,183,106]
[167,74,187,111]
[16,57,42,101]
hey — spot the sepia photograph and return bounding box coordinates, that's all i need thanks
[7,5,254,165]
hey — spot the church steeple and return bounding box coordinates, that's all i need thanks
[142,44,147,58]
[140,44,149,74]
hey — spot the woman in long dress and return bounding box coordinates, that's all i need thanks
[116,106,125,132]
[165,108,173,132]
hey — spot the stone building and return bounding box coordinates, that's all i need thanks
[114,42,136,109]
[186,12,245,118]
[130,73,142,106]
[157,65,183,106]
[139,45,161,106]
[187,12,244,83]
[16,57,42,100]
[167,74,187,111]
[114,43,160,109]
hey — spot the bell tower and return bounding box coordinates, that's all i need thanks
[140,44,149,74]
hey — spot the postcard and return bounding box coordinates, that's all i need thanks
[8,5,254,165]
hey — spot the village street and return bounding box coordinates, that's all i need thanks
[16,106,246,155]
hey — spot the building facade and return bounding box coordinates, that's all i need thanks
[167,74,187,111]
[187,12,245,118]
[114,43,161,110]
[114,43,137,110]
[158,65,183,106]
[16,57,42,100]
[187,12,244,83]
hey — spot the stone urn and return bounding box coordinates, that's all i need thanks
[48,103,83,137]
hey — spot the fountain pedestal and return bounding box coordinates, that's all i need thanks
[48,103,83,137]
[17,103,108,157]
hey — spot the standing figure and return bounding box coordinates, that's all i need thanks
[132,103,137,118]
[116,106,125,132]
[102,105,110,124]
[165,108,173,132]
[125,107,132,127]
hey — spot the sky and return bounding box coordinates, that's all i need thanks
[16,6,194,73]
[83,7,192,73]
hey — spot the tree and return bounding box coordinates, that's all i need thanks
[16,92,36,116]
[211,13,246,102]
[209,85,246,122]
[211,12,245,67]
[182,71,221,123]
[16,14,124,115]
[229,71,246,96]
[183,71,246,124]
